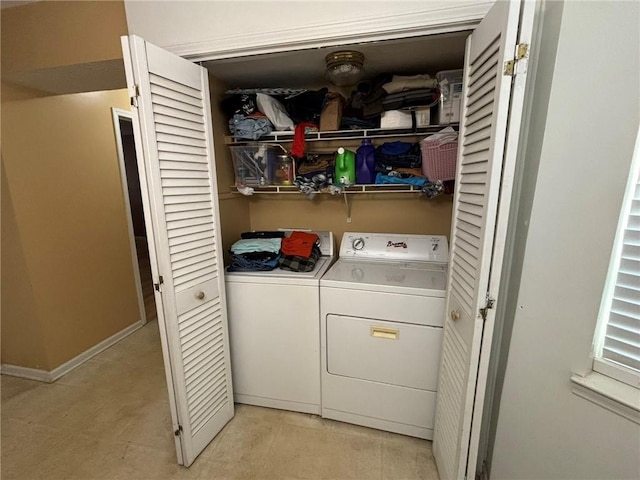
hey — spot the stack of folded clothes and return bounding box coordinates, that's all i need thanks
[381,74,440,111]
[228,237,282,272]
[279,231,321,273]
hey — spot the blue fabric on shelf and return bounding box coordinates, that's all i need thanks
[375,172,427,187]
[228,114,273,140]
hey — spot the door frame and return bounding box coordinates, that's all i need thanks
[112,107,147,326]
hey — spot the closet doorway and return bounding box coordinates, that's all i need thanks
[112,108,157,326]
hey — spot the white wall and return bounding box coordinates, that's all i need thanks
[124,0,493,59]
[490,1,640,478]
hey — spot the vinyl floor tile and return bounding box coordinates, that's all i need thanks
[1,320,439,480]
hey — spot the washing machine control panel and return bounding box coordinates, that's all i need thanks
[339,232,449,262]
[352,237,366,251]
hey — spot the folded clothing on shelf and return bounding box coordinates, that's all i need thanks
[228,252,281,272]
[279,245,321,272]
[381,88,439,111]
[230,237,282,255]
[240,231,286,239]
[281,231,319,258]
[375,142,422,171]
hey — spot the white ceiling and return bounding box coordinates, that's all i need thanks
[203,31,470,89]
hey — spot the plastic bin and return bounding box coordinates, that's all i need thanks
[229,144,286,186]
[436,69,463,125]
[420,137,458,181]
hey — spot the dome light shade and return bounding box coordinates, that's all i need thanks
[325,50,365,87]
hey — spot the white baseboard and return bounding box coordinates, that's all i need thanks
[1,320,145,383]
[0,364,54,383]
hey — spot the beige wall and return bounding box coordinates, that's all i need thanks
[1,161,48,369]
[1,1,127,76]
[1,90,141,370]
[1,81,50,102]
[248,194,452,244]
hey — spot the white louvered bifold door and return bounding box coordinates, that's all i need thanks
[433,1,532,479]
[121,35,234,467]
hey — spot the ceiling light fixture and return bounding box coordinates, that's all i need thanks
[325,50,365,87]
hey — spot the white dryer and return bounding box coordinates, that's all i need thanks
[320,232,448,439]
[225,231,335,415]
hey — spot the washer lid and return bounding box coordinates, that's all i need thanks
[226,256,334,286]
[320,259,447,297]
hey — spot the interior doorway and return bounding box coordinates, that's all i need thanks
[112,108,157,325]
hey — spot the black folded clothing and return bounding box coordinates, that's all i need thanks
[240,231,286,239]
[375,142,422,170]
[381,88,439,111]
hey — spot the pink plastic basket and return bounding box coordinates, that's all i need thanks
[420,138,458,181]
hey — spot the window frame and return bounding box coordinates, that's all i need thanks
[571,126,640,425]
[590,124,640,389]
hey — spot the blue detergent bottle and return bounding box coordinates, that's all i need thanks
[356,139,376,184]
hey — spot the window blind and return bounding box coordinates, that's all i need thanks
[598,134,640,378]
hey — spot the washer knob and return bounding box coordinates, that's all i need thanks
[352,237,365,251]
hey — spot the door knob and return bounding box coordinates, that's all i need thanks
[450,310,460,321]
[196,291,205,300]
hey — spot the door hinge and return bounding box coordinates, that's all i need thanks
[129,85,140,107]
[504,43,530,76]
[479,295,495,321]
[174,425,183,436]
[154,275,164,292]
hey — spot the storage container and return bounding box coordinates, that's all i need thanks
[380,107,431,129]
[435,69,463,125]
[229,144,286,186]
[420,137,458,181]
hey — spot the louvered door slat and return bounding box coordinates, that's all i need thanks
[158,142,207,156]
[156,123,207,141]
[167,214,213,230]
[122,35,234,467]
[154,104,207,125]
[172,254,216,273]
[157,132,207,148]
[158,151,208,164]
[466,103,495,127]
[150,83,202,107]
[155,114,206,133]
[162,169,210,180]
[171,243,215,261]
[150,73,201,99]
[170,238,215,255]
[151,94,204,116]
[467,78,498,108]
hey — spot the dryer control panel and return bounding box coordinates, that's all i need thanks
[339,232,448,263]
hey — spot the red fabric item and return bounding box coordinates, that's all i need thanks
[291,122,317,158]
[281,231,319,258]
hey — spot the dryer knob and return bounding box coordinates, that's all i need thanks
[352,237,365,251]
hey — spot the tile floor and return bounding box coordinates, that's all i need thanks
[1,320,439,480]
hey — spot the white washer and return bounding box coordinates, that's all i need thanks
[320,232,448,439]
[225,231,335,415]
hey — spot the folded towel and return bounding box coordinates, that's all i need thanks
[230,238,282,254]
